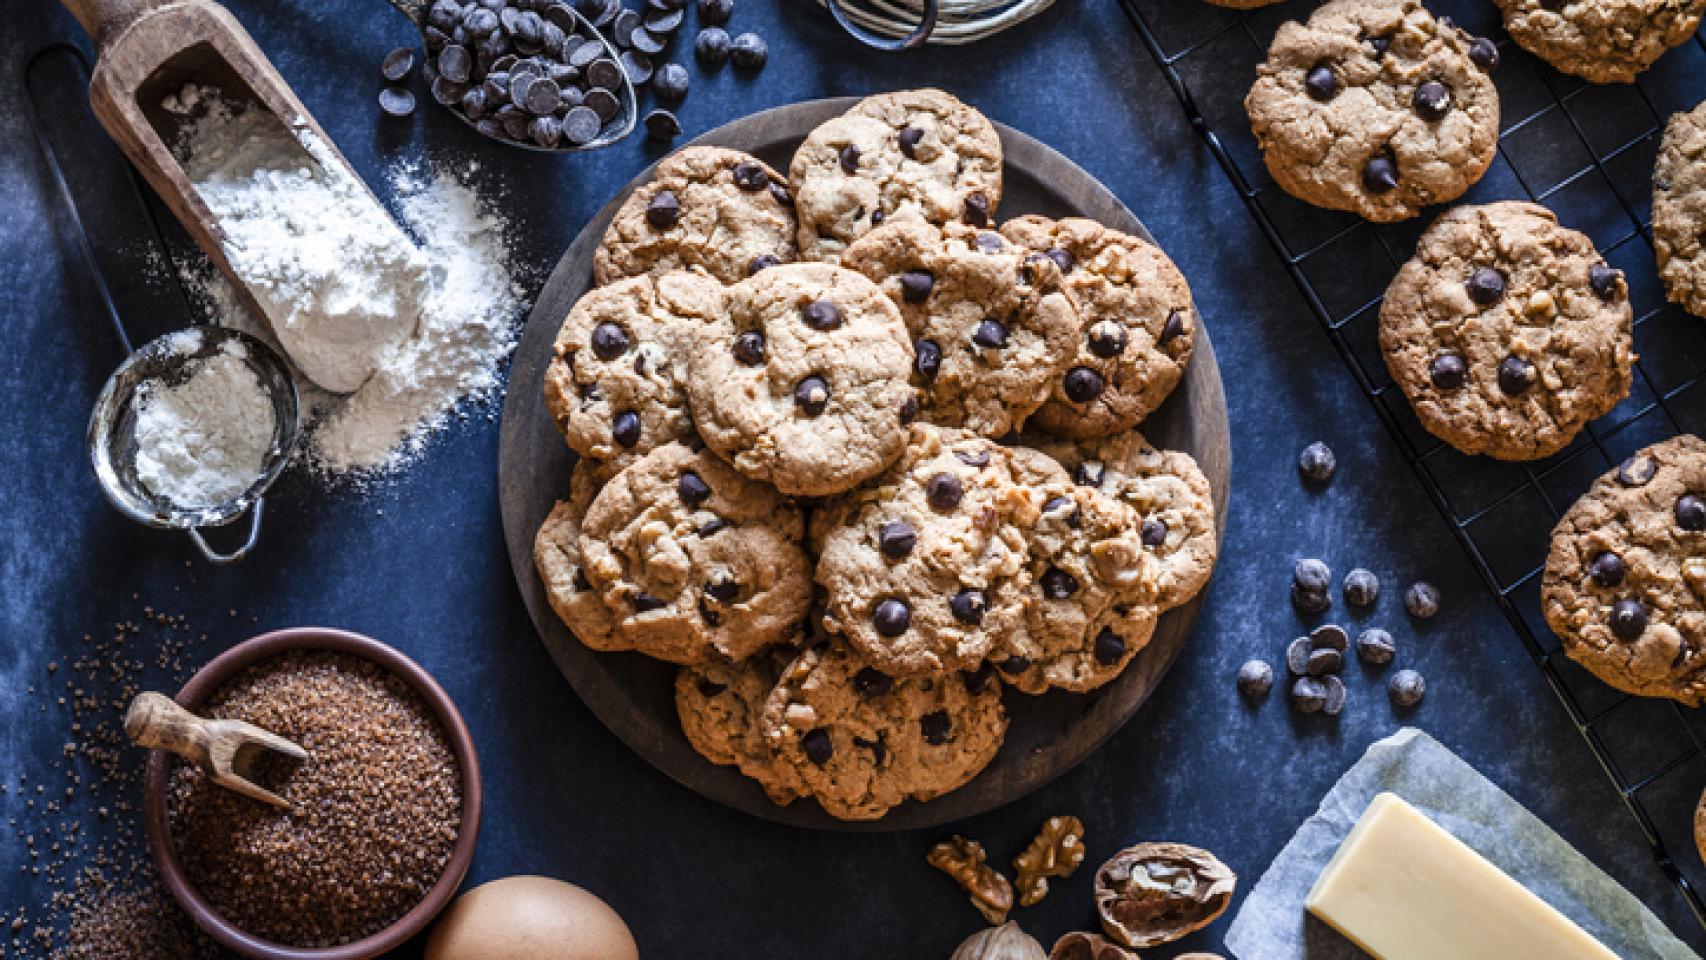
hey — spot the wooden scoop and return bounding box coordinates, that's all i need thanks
[58,0,404,392]
[124,691,307,808]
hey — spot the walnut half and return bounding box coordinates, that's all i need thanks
[1093,843,1236,948]
[929,836,1015,924]
[1049,931,1139,960]
[1013,815,1087,907]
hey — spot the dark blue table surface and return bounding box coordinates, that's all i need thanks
[3,0,1702,955]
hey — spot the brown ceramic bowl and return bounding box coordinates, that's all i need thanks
[141,627,483,959]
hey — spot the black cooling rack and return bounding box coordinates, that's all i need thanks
[1116,0,1706,931]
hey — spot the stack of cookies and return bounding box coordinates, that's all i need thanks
[532,89,1218,820]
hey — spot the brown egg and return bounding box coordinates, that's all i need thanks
[426,875,639,960]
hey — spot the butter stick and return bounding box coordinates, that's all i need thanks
[1304,792,1618,960]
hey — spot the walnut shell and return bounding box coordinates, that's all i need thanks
[1049,931,1139,960]
[1093,842,1236,949]
[951,922,1047,960]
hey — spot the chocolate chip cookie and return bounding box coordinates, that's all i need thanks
[815,425,1037,677]
[1030,432,1218,610]
[1245,0,1501,222]
[1542,435,1706,705]
[544,270,725,468]
[1379,202,1634,461]
[790,88,1003,263]
[761,640,1007,821]
[594,146,798,285]
[580,442,813,665]
[676,646,808,805]
[998,475,1163,694]
[1495,0,1705,84]
[533,457,622,651]
[841,219,1078,437]
[999,216,1197,437]
[688,261,916,497]
[1654,101,1706,318]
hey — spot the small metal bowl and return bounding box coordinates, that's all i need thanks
[142,627,483,960]
[87,327,298,563]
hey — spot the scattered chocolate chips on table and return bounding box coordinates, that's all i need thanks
[1404,580,1441,619]
[730,31,767,69]
[1355,627,1396,665]
[1343,567,1380,608]
[379,86,417,118]
[1292,558,1332,613]
[1290,676,1327,714]
[1389,668,1426,708]
[1237,659,1273,699]
[1298,440,1336,483]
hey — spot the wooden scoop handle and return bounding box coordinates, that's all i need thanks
[124,691,212,766]
[58,0,175,48]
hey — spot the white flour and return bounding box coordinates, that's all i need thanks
[165,120,523,480]
[164,85,430,395]
[133,333,274,510]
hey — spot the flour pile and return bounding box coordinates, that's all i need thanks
[133,331,274,510]
[166,86,524,480]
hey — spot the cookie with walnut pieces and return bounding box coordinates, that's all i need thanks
[761,640,1007,821]
[533,457,622,651]
[1245,0,1500,222]
[580,442,812,665]
[1654,100,1706,319]
[1379,201,1633,462]
[1494,0,1705,84]
[676,645,809,805]
[1542,435,1706,705]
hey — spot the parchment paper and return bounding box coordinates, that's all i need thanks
[1225,727,1700,960]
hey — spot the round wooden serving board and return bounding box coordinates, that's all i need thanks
[498,98,1231,831]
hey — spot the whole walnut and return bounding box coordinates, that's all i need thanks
[951,922,1047,960]
[1094,843,1236,948]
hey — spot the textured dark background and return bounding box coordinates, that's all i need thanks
[2,0,1703,955]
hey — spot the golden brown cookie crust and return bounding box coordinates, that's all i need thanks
[1495,0,1705,84]
[1654,100,1706,318]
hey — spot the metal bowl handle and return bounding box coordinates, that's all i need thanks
[188,498,265,564]
[824,0,938,51]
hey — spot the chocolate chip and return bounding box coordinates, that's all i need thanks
[972,319,1009,349]
[899,395,920,424]
[1429,353,1467,390]
[695,26,730,64]
[974,232,1004,254]
[853,667,893,698]
[1412,81,1451,121]
[1140,519,1167,547]
[678,470,711,506]
[1497,355,1534,395]
[1306,647,1343,676]
[647,190,681,227]
[1610,598,1647,640]
[697,518,728,537]
[803,299,843,330]
[1589,551,1625,587]
[703,577,739,603]
[1074,461,1105,488]
[1305,63,1339,100]
[1465,267,1506,306]
[870,210,885,226]
[771,184,792,210]
[926,473,963,511]
[1293,584,1331,614]
[1160,310,1187,346]
[698,0,732,25]
[1086,320,1127,358]
[1388,669,1426,708]
[1063,367,1104,402]
[794,375,830,416]
[730,31,767,69]
[1298,441,1336,483]
[1237,660,1274,699]
[652,61,689,101]
[1290,677,1327,714]
[801,728,833,764]
[955,449,991,468]
[964,193,990,227]
[381,47,416,83]
[587,57,624,90]
[949,589,986,625]
[1040,567,1079,599]
[573,567,593,591]
[1294,558,1332,594]
[900,271,934,303]
[1590,263,1623,301]
[1678,494,1706,530]
[1343,568,1380,608]
[590,321,629,360]
[612,410,641,447]
[566,105,604,145]
[962,661,995,694]
[873,598,911,636]
[1286,637,1313,676]
[998,656,1031,675]
[1042,496,1080,526]
[732,331,765,366]
[1617,455,1657,487]
[632,592,666,612]
[379,86,417,117]
[1363,153,1399,193]
[1322,674,1347,716]
[1469,36,1499,70]
[439,43,473,83]
[915,339,942,381]
[898,126,924,158]
[1356,628,1396,665]
[747,254,780,275]
[1093,628,1126,666]
[695,677,727,697]
[1310,623,1349,652]
[920,711,952,745]
[1404,581,1440,619]
[879,521,916,559]
[731,162,769,192]
[1367,34,1391,56]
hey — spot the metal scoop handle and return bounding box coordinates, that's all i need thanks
[188,498,266,564]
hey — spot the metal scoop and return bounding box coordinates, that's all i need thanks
[88,326,298,564]
[387,0,636,152]
[125,691,308,809]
